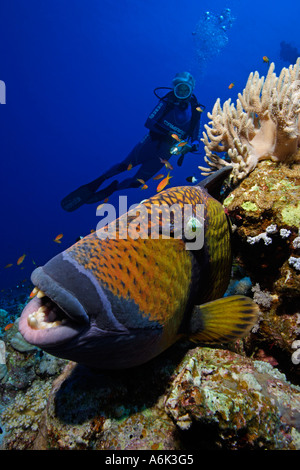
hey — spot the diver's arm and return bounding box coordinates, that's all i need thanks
[190,113,201,151]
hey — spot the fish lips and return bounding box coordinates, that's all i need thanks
[19,266,89,348]
[31,266,89,324]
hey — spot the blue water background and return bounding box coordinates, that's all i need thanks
[0,0,299,290]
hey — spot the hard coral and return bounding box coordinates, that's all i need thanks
[223,158,300,378]
[199,59,300,183]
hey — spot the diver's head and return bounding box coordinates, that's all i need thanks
[172,72,195,101]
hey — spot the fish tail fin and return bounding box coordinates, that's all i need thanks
[189,295,259,343]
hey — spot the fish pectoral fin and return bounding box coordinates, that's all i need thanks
[188,295,259,343]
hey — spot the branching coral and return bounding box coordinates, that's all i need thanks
[199,58,300,183]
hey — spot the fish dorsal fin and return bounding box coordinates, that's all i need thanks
[198,166,233,200]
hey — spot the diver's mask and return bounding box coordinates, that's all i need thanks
[172,72,195,100]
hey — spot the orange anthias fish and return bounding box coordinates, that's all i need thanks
[153,174,165,180]
[228,82,235,89]
[4,323,14,331]
[19,167,258,370]
[17,254,26,265]
[177,141,188,148]
[171,133,181,142]
[263,56,269,64]
[159,158,173,170]
[4,263,13,269]
[156,171,172,192]
[127,163,133,171]
[140,184,148,190]
[53,234,63,244]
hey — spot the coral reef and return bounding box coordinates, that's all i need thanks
[0,319,67,449]
[1,345,299,450]
[164,348,300,450]
[223,158,300,381]
[199,59,300,183]
[1,153,300,450]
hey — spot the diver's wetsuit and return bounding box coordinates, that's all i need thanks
[61,91,202,211]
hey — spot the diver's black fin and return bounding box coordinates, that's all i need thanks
[61,174,110,212]
[177,154,185,167]
[61,184,97,212]
[86,180,118,204]
[198,166,233,200]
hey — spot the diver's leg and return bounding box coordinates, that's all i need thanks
[116,157,166,191]
[61,137,149,211]
[85,148,140,192]
[113,137,173,192]
[84,135,174,205]
[89,134,155,191]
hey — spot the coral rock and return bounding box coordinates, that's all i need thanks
[165,348,300,449]
[2,344,298,450]
[223,158,300,380]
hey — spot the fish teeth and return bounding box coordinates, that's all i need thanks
[27,313,39,329]
[37,290,46,299]
[29,287,39,298]
[27,305,63,330]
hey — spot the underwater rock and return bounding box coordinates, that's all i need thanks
[165,348,300,450]
[2,344,298,450]
[0,340,7,381]
[10,331,37,353]
[1,379,53,449]
[223,158,300,380]
[0,323,68,449]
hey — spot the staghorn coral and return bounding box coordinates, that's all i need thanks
[199,59,300,183]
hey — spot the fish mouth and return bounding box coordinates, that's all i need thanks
[19,267,89,348]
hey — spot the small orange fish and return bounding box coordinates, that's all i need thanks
[17,254,26,265]
[4,263,13,269]
[171,133,181,142]
[153,174,164,180]
[137,178,146,185]
[104,198,109,203]
[140,184,148,190]
[53,233,63,243]
[228,82,235,89]
[159,158,173,170]
[263,56,269,64]
[127,163,133,171]
[4,323,14,331]
[177,141,188,148]
[156,171,173,192]
[196,106,203,112]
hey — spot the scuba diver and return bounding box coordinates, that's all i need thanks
[61,72,204,212]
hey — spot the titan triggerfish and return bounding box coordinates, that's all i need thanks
[19,168,258,369]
